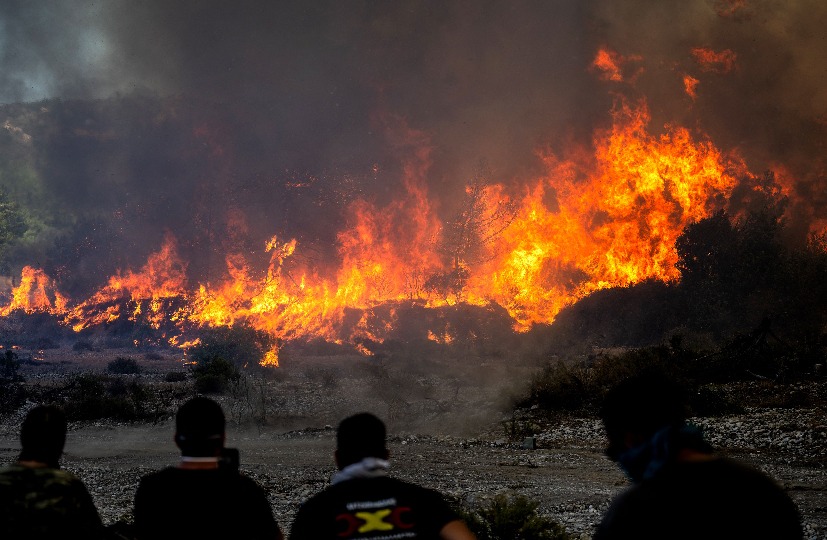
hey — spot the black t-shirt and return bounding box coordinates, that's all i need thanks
[289,476,460,540]
[594,457,803,540]
[134,467,282,540]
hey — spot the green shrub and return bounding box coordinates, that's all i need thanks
[107,357,141,374]
[62,373,150,421]
[523,361,594,412]
[189,325,275,368]
[522,346,687,414]
[191,357,240,394]
[462,494,571,540]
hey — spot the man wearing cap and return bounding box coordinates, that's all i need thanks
[134,396,283,540]
[289,412,476,540]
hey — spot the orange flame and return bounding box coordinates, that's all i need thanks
[691,47,737,73]
[66,235,188,331]
[714,0,748,18]
[683,75,699,100]
[591,48,643,83]
[592,49,624,82]
[0,99,751,357]
[467,100,744,329]
[0,266,68,316]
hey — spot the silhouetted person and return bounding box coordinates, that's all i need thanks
[134,396,283,540]
[290,412,477,540]
[0,404,105,539]
[594,371,803,539]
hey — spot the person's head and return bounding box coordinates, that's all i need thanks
[335,412,388,469]
[19,405,67,468]
[174,396,225,457]
[600,370,689,461]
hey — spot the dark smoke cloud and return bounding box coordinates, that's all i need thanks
[1,0,826,290]
[2,1,603,179]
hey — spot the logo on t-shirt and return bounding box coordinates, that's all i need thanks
[335,498,416,538]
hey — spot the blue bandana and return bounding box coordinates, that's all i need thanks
[617,423,712,483]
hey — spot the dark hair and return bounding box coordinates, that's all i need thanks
[19,405,67,467]
[336,412,387,467]
[175,397,225,457]
[600,371,689,460]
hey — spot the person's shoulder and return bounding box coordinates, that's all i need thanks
[136,466,179,488]
[42,467,85,486]
[140,465,178,479]
[0,463,21,474]
[294,478,436,513]
[696,456,788,489]
[711,455,775,475]
[1,465,82,485]
[234,471,269,492]
[0,465,92,504]
[296,482,336,508]
[0,463,26,482]
[301,476,447,503]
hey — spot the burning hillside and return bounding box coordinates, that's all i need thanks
[0,97,777,359]
[0,2,826,364]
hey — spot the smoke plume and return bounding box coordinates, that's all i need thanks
[1,0,825,294]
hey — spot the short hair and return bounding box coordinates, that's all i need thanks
[336,412,387,467]
[175,397,225,457]
[600,371,689,460]
[19,405,67,467]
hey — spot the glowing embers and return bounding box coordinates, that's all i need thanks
[691,47,737,73]
[683,75,700,100]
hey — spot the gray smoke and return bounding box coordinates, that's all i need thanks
[1,0,826,289]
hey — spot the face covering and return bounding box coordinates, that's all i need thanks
[616,423,711,483]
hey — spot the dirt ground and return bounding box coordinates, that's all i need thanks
[0,347,825,539]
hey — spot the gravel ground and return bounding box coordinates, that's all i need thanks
[1,403,824,538]
[0,350,825,539]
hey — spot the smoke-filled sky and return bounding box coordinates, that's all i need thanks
[1,0,826,292]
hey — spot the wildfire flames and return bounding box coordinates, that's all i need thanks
[0,88,756,366]
[691,47,738,74]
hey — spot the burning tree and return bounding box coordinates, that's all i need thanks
[426,168,517,302]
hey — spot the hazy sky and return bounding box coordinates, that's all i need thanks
[3,1,824,179]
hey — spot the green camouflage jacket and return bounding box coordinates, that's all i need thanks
[0,463,105,539]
